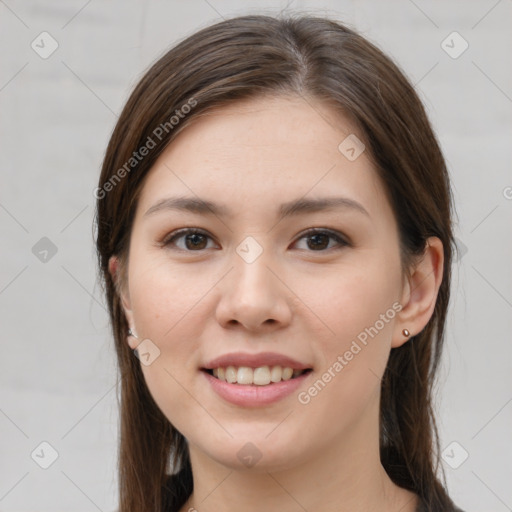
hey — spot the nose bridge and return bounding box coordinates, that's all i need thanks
[231,237,277,302]
[235,234,266,265]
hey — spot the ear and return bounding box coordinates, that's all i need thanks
[392,237,444,348]
[108,255,138,350]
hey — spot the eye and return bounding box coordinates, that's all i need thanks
[293,228,349,251]
[160,227,350,252]
[161,228,218,251]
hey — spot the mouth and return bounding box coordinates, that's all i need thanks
[201,366,313,386]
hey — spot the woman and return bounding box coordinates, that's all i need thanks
[95,14,464,512]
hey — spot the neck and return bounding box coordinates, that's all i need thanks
[178,394,418,512]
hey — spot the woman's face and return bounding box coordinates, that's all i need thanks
[115,95,412,472]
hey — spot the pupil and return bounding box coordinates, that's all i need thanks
[186,233,206,250]
[308,233,328,250]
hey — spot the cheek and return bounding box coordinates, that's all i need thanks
[128,251,211,342]
[126,250,216,407]
[299,259,399,352]
[299,260,399,404]
[127,264,208,435]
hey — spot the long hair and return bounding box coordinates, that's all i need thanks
[95,14,459,512]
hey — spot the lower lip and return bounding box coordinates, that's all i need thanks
[202,370,311,407]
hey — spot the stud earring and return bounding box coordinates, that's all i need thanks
[127,328,139,340]
[402,328,410,337]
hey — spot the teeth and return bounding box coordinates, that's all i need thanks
[237,367,254,385]
[209,365,306,385]
[225,366,237,383]
[253,366,271,385]
[270,365,282,383]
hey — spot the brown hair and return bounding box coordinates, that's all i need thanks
[95,13,460,512]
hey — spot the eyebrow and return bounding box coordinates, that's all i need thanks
[143,195,370,219]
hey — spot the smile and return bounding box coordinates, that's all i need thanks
[201,367,313,407]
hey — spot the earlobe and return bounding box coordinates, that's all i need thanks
[392,237,444,348]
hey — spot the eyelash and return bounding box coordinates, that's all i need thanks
[160,227,350,253]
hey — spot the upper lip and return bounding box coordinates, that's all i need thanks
[202,352,312,370]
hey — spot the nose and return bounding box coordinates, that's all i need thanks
[215,249,293,333]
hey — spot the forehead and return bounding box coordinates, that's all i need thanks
[136,95,395,227]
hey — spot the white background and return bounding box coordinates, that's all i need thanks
[0,1,511,511]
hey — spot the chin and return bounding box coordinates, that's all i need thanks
[198,433,309,474]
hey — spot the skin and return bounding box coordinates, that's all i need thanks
[109,95,443,512]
